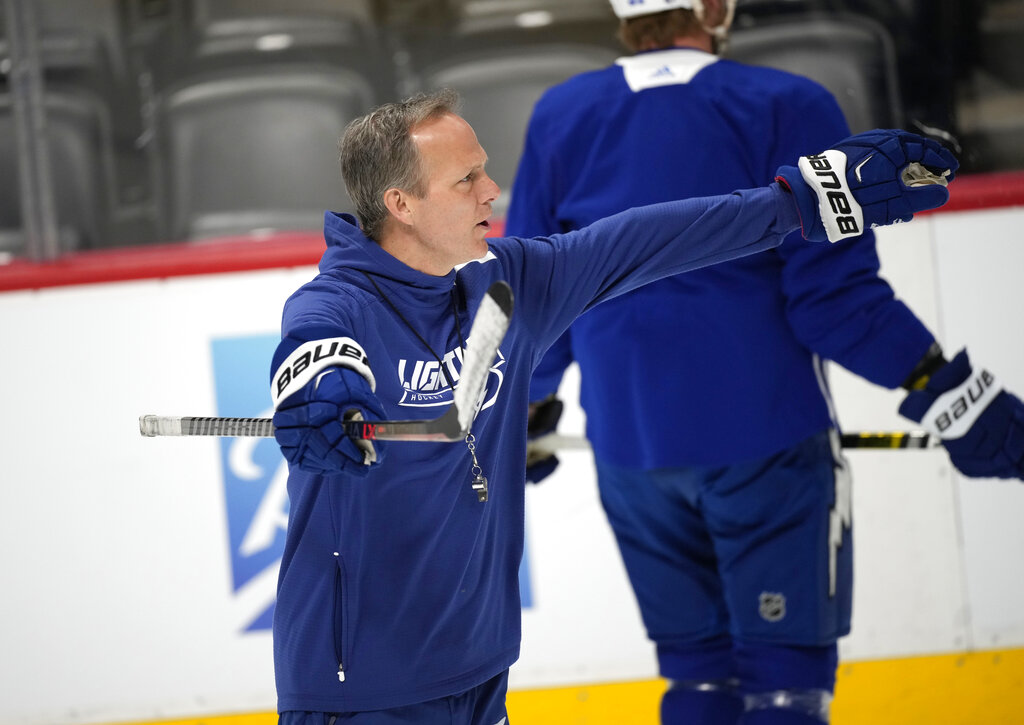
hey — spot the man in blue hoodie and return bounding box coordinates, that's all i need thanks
[505,2,1024,724]
[268,87,958,724]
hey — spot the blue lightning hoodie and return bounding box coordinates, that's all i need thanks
[272,191,799,712]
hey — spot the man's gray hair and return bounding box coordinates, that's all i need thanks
[339,88,462,241]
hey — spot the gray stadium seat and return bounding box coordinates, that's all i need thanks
[422,45,619,215]
[187,0,376,60]
[733,0,820,28]
[726,13,903,132]
[193,0,375,25]
[0,0,125,82]
[145,0,393,111]
[0,89,116,255]
[154,65,375,241]
[447,0,617,44]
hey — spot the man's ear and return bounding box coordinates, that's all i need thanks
[383,187,413,226]
[698,0,721,25]
[703,0,733,33]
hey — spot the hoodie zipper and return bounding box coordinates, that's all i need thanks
[332,552,346,682]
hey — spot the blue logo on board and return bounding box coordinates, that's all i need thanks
[211,334,286,632]
[211,334,533,633]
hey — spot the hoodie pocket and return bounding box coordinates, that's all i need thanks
[332,554,348,683]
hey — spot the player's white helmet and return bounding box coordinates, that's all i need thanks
[608,0,736,39]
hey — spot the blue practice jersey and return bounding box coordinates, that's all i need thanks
[271,190,800,712]
[506,48,936,467]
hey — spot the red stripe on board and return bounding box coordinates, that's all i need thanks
[1,170,1021,293]
[932,170,1024,213]
[0,231,326,292]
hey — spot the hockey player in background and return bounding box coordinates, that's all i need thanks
[267,87,957,724]
[506,1,1024,724]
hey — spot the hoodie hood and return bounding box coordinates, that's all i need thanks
[319,211,457,294]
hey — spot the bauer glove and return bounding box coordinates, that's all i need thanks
[270,336,386,476]
[776,129,958,243]
[273,365,387,475]
[525,395,564,483]
[898,349,1024,480]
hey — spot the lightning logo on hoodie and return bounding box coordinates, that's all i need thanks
[396,342,506,410]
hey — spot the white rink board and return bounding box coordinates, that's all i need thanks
[1,207,1023,724]
[0,269,310,725]
[932,209,1024,650]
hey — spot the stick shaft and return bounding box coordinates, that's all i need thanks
[139,413,461,441]
[528,430,938,456]
[180,416,272,437]
[840,431,934,448]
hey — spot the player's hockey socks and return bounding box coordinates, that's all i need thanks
[776,129,958,243]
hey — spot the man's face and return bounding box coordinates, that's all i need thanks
[404,112,501,274]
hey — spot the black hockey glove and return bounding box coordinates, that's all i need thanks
[526,395,564,484]
[899,349,1024,480]
[776,129,958,243]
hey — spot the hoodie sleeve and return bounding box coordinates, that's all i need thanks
[271,279,367,383]
[528,329,574,402]
[493,184,799,360]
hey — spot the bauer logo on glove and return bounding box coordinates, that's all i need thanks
[919,367,1000,439]
[797,150,862,240]
[272,337,376,406]
[899,349,1024,480]
[776,128,959,243]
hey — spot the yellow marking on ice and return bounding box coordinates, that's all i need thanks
[93,647,1024,725]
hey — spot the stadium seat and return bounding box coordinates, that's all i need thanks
[420,45,619,215]
[154,65,375,241]
[445,0,618,48]
[0,0,125,85]
[187,0,376,59]
[0,89,116,255]
[140,0,393,112]
[726,13,903,132]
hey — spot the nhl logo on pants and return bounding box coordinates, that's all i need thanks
[759,592,787,622]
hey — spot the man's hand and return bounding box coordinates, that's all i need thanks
[898,350,1024,480]
[776,129,958,243]
[273,366,387,476]
[526,395,564,483]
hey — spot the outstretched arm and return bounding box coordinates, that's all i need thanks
[507,128,958,357]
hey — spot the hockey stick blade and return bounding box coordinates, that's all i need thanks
[527,430,938,458]
[140,280,514,442]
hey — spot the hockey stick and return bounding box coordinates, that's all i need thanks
[839,431,936,449]
[528,430,938,457]
[139,280,514,442]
